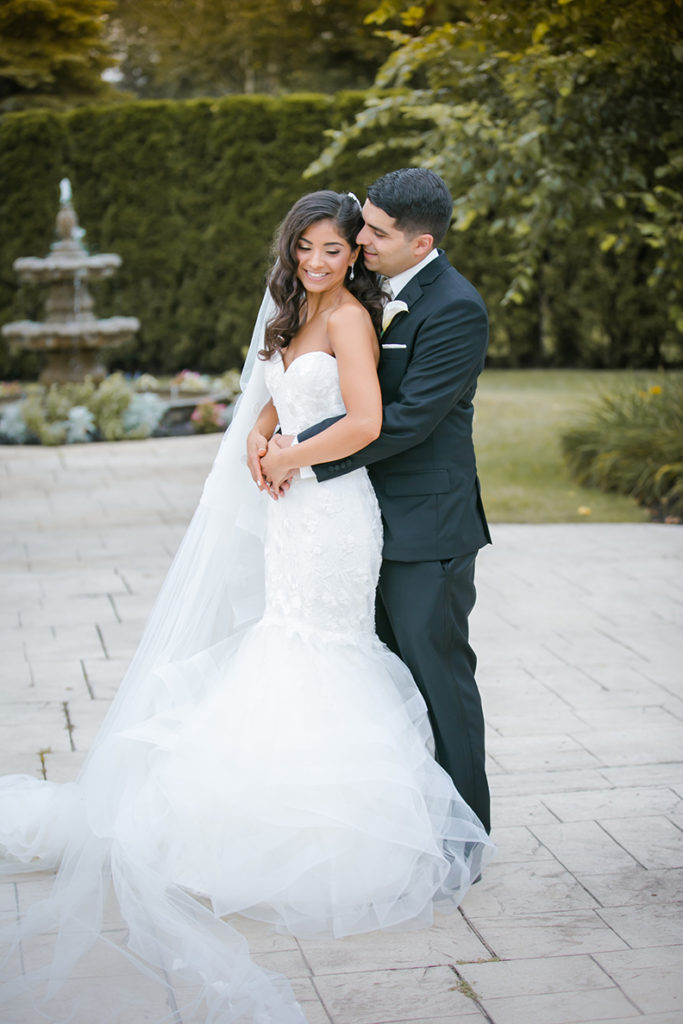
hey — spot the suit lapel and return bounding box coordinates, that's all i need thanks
[380,252,451,344]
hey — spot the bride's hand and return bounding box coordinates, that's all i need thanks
[261,438,296,497]
[246,428,269,490]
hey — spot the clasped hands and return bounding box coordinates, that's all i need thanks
[247,431,297,499]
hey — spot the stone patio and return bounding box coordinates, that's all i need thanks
[1,436,681,1023]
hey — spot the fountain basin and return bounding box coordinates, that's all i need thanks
[2,317,140,384]
[3,317,140,348]
[12,253,122,281]
[2,178,140,384]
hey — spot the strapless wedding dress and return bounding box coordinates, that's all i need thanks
[1,349,493,1023]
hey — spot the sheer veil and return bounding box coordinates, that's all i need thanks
[0,288,310,1023]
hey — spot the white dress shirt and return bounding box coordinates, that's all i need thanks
[385,247,439,299]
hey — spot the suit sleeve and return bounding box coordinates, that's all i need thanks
[299,296,488,482]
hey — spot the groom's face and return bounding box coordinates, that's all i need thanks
[357,200,432,279]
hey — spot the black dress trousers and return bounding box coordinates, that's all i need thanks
[375,553,491,834]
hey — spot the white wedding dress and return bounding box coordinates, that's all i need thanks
[1,333,493,1023]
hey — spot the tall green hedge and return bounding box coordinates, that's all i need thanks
[1,93,680,379]
[0,93,417,378]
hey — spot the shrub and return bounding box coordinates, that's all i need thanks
[561,376,683,520]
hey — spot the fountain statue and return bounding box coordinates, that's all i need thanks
[2,179,140,384]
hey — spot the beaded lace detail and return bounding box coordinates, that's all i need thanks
[263,352,382,641]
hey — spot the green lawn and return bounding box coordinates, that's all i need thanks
[474,369,653,523]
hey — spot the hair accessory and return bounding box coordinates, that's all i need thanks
[346,191,362,209]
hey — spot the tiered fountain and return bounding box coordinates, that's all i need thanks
[2,179,139,384]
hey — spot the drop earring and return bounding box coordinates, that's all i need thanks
[348,263,355,281]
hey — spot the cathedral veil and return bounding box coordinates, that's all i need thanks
[0,287,310,1023]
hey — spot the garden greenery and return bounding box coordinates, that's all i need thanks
[0,93,413,380]
[0,86,680,381]
[561,377,683,520]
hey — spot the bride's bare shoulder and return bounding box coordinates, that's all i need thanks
[328,294,374,332]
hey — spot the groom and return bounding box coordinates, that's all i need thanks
[270,168,491,833]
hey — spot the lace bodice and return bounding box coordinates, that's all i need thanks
[262,349,382,641]
[264,350,346,435]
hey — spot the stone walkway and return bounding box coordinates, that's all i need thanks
[1,436,682,1024]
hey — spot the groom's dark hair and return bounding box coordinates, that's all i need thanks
[367,168,453,245]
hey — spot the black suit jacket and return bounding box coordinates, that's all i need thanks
[299,251,491,561]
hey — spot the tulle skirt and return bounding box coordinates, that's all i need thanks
[1,616,493,1023]
[112,616,490,935]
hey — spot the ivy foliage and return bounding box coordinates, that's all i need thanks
[308,0,683,368]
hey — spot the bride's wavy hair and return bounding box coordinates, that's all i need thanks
[261,190,383,359]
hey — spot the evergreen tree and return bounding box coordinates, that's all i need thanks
[0,0,116,112]
[108,0,390,97]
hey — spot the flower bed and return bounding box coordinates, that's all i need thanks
[0,370,241,445]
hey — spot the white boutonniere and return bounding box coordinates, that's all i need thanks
[381,299,409,333]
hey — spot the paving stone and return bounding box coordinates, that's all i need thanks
[487,734,602,773]
[64,702,111,751]
[297,913,490,976]
[312,965,479,1024]
[478,987,639,1024]
[574,726,683,769]
[486,825,557,864]
[597,815,683,870]
[96,619,149,658]
[530,821,642,874]
[0,703,72,753]
[490,768,612,798]
[251,948,312,980]
[572,705,683,732]
[489,794,559,828]
[0,657,32,687]
[597,902,683,948]
[578,1015,683,1024]
[464,859,598,917]
[592,946,683,1015]
[487,709,589,737]
[541,786,683,823]
[40,749,87,783]
[26,657,88,692]
[576,866,683,908]
[543,665,675,711]
[18,595,119,628]
[0,880,17,913]
[461,909,628,959]
[457,953,614,999]
[601,764,683,790]
[227,914,301,954]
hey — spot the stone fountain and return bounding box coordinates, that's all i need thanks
[2,179,139,385]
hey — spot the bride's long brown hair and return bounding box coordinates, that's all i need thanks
[260,191,383,359]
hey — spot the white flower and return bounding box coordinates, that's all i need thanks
[382,299,409,332]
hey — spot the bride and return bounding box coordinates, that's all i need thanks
[0,190,493,1023]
